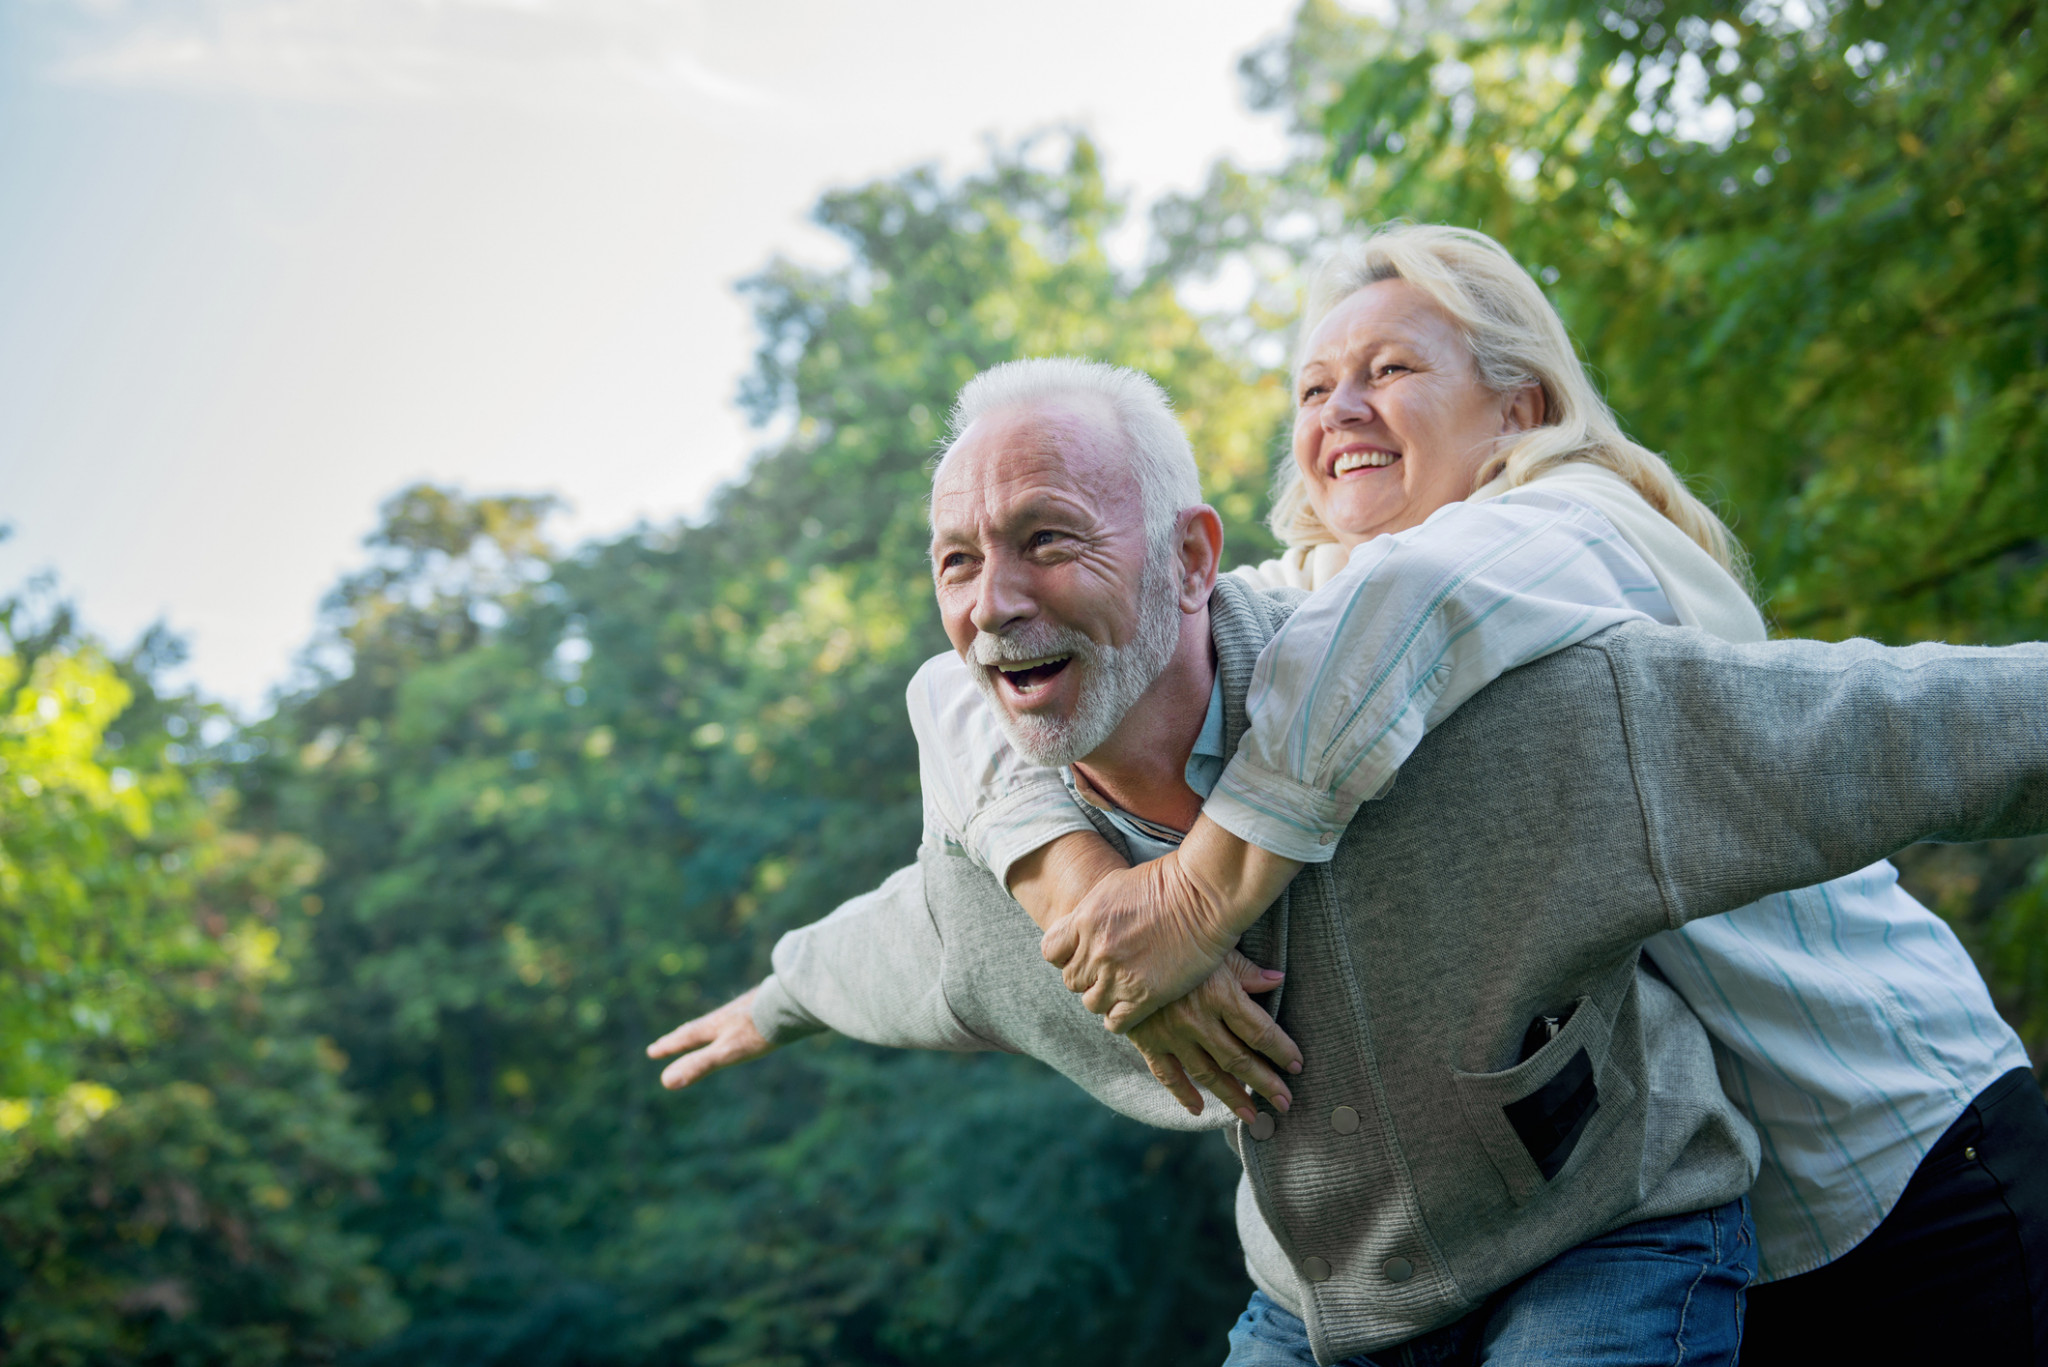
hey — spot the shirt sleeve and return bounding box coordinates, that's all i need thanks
[1600,627,2048,927]
[1206,491,1675,862]
[754,859,996,1052]
[905,651,1100,887]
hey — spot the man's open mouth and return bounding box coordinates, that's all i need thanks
[990,655,1073,696]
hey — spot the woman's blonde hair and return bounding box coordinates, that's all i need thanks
[1269,223,1748,581]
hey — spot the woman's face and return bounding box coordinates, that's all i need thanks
[1292,279,1538,548]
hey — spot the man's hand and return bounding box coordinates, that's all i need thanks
[1127,950,1300,1122]
[646,987,778,1090]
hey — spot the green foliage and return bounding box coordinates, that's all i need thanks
[0,606,399,1364]
[1214,0,2048,1048]
[233,139,1273,1366]
[0,613,198,1101]
[11,9,2047,1359]
[1298,0,2048,642]
[0,937,403,1366]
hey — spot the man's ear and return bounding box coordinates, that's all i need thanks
[1176,506,1225,613]
[1503,382,1547,433]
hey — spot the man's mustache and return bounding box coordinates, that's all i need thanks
[966,624,1097,667]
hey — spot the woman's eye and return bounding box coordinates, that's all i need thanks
[1300,383,1329,402]
[1377,363,1410,378]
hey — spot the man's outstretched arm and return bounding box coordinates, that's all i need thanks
[647,861,990,1092]
[1606,627,2048,925]
[648,850,1298,1122]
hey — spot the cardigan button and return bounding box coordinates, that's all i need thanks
[1330,1105,1359,1134]
[1303,1256,1332,1283]
[1317,831,1336,845]
[1249,1111,1277,1141]
[1383,1257,1415,1283]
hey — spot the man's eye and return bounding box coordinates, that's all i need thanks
[938,552,973,574]
[1028,531,1062,550]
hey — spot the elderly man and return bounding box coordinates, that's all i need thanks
[650,360,2048,1366]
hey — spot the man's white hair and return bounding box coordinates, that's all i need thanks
[941,357,1203,551]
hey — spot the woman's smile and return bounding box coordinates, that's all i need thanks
[1329,444,1401,477]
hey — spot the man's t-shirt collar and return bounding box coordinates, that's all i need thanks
[1063,672,1225,864]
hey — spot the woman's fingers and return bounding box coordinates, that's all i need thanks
[1133,1029,1252,1121]
[1132,1038,1207,1116]
[1185,1013,1290,1111]
[1216,993,1302,1076]
[1213,950,1300,1073]
[1173,1040,1257,1121]
[1103,995,1161,1034]
[1128,963,1300,1106]
[1222,948,1286,992]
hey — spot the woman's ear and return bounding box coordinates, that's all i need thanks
[1503,383,1547,433]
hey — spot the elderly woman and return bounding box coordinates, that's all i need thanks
[916,225,2047,1364]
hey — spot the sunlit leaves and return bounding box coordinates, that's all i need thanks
[0,643,184,1100]
[235,137,1266,1365]
[1302,0,2047,641]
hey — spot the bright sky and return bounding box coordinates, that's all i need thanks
[0,0,1302,713]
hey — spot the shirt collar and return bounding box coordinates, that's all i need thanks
[1063,671,1226,861]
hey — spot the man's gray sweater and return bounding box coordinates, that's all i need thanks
[748,576,2048,1363]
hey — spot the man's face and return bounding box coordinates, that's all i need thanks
[929,402,1180,766]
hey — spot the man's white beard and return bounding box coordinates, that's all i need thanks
[966,551,1184,768]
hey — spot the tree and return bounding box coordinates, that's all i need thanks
[0,599,399,1365]
[0,600,193,1103]
[1233,0,2048,1047]
[1296,0,2048,640]
[239,138,1281,1366]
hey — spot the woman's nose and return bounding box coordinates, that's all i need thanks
[1323,377,1376,428]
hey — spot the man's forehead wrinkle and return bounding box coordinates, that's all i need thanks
[932,470,1109,540]
[930,399,1144,544]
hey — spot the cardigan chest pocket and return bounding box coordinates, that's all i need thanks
[1451,996,1638,1207]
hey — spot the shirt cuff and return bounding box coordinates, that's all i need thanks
[964,778,1102,889]
[1204,754,1393,864]
[749,974,828,1046]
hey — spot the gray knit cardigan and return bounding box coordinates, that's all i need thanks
[751,575,2048,1363]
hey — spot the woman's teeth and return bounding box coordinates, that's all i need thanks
[1333,449,1399,475]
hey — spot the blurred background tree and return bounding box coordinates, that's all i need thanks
[2,2,2045,1363]
[1257,0,2048,1050]
[222,142,1279,1367]
[0,590,400,1364]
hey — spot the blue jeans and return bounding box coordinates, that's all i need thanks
[1224,1198,1756,1367]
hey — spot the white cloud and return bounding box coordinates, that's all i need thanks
[41,0,775,111]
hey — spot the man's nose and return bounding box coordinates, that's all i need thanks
[969,550,1036,636]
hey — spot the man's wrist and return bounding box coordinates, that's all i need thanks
[749,976,825,1046]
